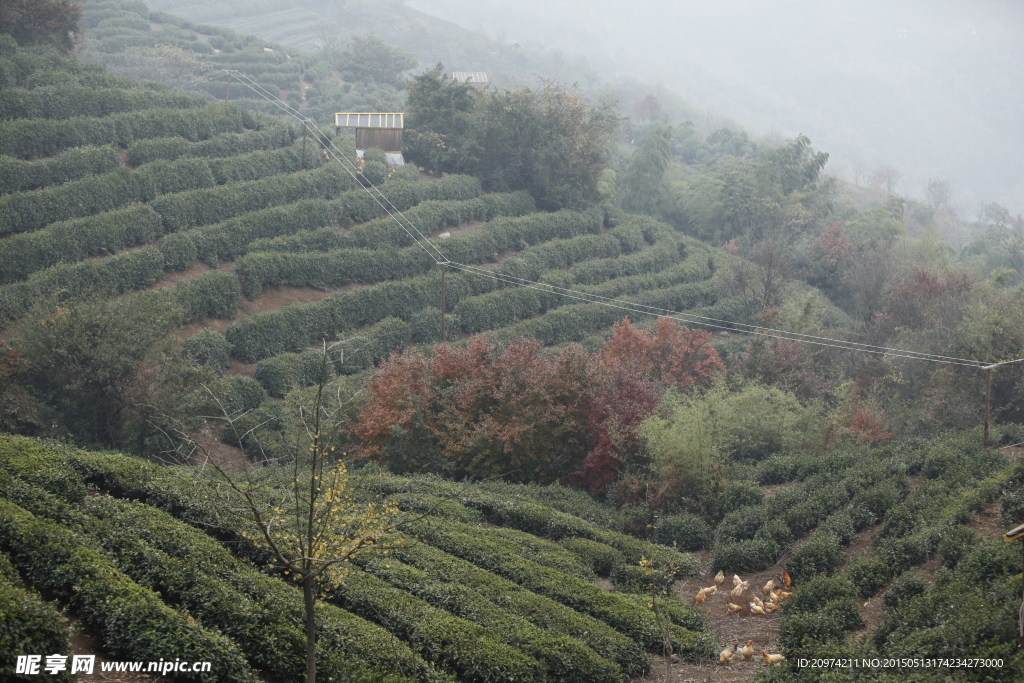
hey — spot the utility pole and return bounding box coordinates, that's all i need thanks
[301,121,307,170]
[984,363,995,448]
[224,71,232,103]
[439,264,447,343]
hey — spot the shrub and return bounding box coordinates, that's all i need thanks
[0,104,256,160]
[787,532,843,583]
[0,168,149,235]
[753,454,800,484]
[879,503,917,539]
[170,270,240,322]
[560,537,626,577]
[780,576,862,648]
[710,538,777,573]
[355,555,621,683]
[360,160,387,186]
[883,571,927,608]
[407,518,692,653]
[0,145,119,194]
[221,375,267,414]
[77,496,427,683]
[754,518,794,549]
[149,163,351,232]
[0,499,256,682]
[715,506,768,544]
[390,164,420,182]
[654,513,711,551]
[610,563,675,596]
[328,566,545,683]
[0,204,162,284]
[845,554,891,598]
[0,553,73,682]
[158,231,198,271]
[391,534,648,676]
[820,510,856,546]
[180,329,230,372]
[716,481,765,518]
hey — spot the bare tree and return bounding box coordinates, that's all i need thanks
[871,163,902,194]
[925,176,953,210]
[315,23,342,53]
[161,344,408,683]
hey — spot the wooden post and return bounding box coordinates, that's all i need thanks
[301,122,307,170]
[439,264,447,343]
[984,365,994,448]
[224,72,232,103]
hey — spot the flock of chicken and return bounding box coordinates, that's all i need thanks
[694,570,792,665]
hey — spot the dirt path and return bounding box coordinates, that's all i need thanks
[628,551,789,683]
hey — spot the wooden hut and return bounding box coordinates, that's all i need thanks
[334,112,404,153]
[451,72,488,89]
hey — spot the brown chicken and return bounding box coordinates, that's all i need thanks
[695,587,706,605]
[727,602,744,615]
[761,651,785,664]
[719,644,737,663]
[749,601,766,616]
[782,570,792,589]
[740,640,755,660]
[714,570,725,586]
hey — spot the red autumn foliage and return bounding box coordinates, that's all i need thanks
[353,318,725,490]
[818,220,854,264]
[350,349,432,462]
[573,367,660,495]
[882,267,974,330]
[847,405,892,444]
[601,317,724,388]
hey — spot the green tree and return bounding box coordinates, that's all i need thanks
[339,35,416,87]
[175,349,405,683]
[0,0,81,53]
[619,126,672,216]
[404,62,477,173]
[21,296,187,447]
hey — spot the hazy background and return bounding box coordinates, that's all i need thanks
[147,0,1024,214]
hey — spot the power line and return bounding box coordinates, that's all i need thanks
[225,71,449,265]
[216,70,1023,371]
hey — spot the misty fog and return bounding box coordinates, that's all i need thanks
[146,0,1024,214]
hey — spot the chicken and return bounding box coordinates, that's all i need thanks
[763,601,778,614]
[719,644,737,663]
[763,579,776,595]
[761,651,785,664]
[749,601,766,616]
[782,570,792,589]
[732,574,743,587]
[714,570,725,586]
[777,590,792,601]
[740,640,755,660]
[730,583,746,598]
[727,602,744,615]
[695,588,706,605]
[769,590,780,603]
[704,585,718,595]
[751,595,765,608]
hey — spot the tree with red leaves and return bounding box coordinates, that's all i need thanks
[354,336,593,483]
[353,318,723,491]
[573,367,660,495]
[601,316,724,388]
[0,0,82,53]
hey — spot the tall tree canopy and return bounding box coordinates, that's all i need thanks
[0,0,81,53]
[405,67,619,210]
